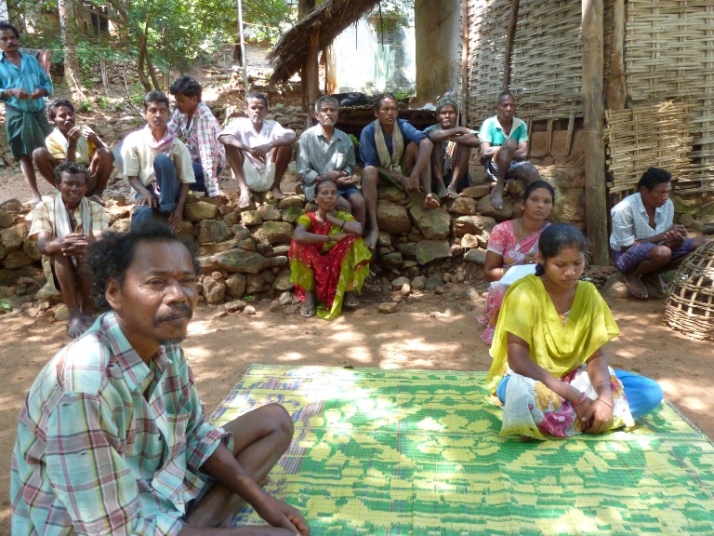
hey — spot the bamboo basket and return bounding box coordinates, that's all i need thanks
[664,240,714,341]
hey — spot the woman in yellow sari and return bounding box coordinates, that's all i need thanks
[290,179,371,319]
[486,224,663,439]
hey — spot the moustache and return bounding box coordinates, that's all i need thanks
[154,305,193,325]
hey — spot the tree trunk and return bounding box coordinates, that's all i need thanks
[58,0,84,101]
[136,21,153,93]
[582,0,608,265]
[298,0,315,18]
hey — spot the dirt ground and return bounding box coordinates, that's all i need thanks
[0,113,711,533]
[0,274,711,533]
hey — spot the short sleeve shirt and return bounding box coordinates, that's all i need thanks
[609,192,674,250]
[29,198,108,238]
[220,118,294,171]
[478,115,528,147]
[45,127,96,164]
[121,127,195,187]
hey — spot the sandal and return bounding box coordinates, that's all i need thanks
[300,304,316,318]
[343,292,359,309]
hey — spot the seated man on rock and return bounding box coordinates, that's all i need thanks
[33,98,114,203]
[297,95,365,224]
[168,75,227,198]
[359,93,435,250]
[219,91,297,208]
[12,221,311,536]
[610,166,710,299]
[479,91,540,210]
[122,91,195,231]
[29,162,108,337]
[424,96,480,199]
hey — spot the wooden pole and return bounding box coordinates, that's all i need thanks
[582,0,608,265]
[303,30,320,122]
[460,0,469,126]
[237,0,248,90]
[502,0,520,91]
[605,0,626,111]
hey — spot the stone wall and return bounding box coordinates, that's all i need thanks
[0,183,508,313]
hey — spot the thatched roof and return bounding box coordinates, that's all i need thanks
[268,0,380,85]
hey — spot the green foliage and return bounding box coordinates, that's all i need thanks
[96,95,110,109]
[241,0,294,43]
[78,100,94,113]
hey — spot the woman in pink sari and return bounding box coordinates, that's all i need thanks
[478,180,555,344]
[290,179,371,319]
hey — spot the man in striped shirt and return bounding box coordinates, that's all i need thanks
[11,222,310,535]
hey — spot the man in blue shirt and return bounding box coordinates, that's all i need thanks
[0,22,53,205]
[359,93,434,251]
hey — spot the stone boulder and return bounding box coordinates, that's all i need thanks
[199,248,269,274]
[282,206,305,223]
[377,201,411,233]
[0,212,15,229]
[197,220,232,244]
[460,184,491,199]
[253,221,294,245]
[22,238,41,261]
[185,201,218,222]
[464,248,488,265]
[1,223,26,253]
[241,210,263,226]
[447,196,477,215]
[258,204,282,221]
[203,278,226,304]
[272,269,294,291]
[382,251,403,269]
[232,224,253,240]
[408,205,451,240]
[476,194,514,220]
[452,215,496,237]
[226,273,247,297]
[379,187,407,202]
[278,195,305,209]
[3,250,32,269]
[415,240,451,265]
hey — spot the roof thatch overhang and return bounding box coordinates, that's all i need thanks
[268,0,380,85]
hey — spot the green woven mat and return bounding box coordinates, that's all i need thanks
[210,365,714,535]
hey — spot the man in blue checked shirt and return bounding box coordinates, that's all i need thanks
[0,21,53,205]
[11,222,310,536]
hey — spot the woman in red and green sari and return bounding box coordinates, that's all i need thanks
[290,179,372,319]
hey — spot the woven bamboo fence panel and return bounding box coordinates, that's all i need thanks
[625,0,714,194]
[605,101,695,200]
[466,0,583,127]
[664,240,714,341]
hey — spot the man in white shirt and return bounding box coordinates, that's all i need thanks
[610,167,709,298]
[121,92,195,231]
[219,92,296,208]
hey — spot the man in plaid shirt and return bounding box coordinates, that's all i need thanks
[168,76,227,198]
[11,222,310,536]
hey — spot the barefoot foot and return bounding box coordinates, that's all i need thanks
[624,273,649,299]
[490,188,504,210]
[444,187,459,199]
[68,316,87,338]
[271,187,286,201]
[423,193,440,209]
[365,229,379,252]
[643,273,667,296]
[343,291,359,308]
[238,189,252,209]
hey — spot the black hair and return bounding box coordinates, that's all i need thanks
[374,93,398,111]
[496,90,515,105]
[245,91,268,107]
[637,167,671,191]
[435,96,458,115]
[86,221,200,311]
[534,223,587,276]
[315,178,337,194]
[0,22,20,38]
[143,91,170,110]
[55,161,90,184]
[169,75,202,100]
[47,98,74,121]
[523,180,555,202]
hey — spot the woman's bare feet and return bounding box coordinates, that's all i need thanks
[343,291,359,308]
